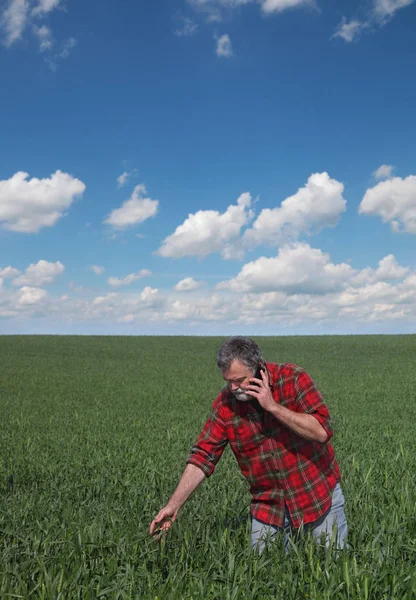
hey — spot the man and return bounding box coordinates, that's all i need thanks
[150,336,347,553]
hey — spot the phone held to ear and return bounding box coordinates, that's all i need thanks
[252,363,265,386]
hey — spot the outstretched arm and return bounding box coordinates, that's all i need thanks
[150,464,206,535]
[150,397,228,536]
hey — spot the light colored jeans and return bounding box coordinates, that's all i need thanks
[251,483,348,554]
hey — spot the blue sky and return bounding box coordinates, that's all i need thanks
[0,0,415,335]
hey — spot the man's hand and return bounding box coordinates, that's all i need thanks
[150,503,179,538]
[246,368,275,412]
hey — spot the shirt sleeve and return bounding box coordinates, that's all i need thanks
[294,370,334,441]
[186,396,228,477]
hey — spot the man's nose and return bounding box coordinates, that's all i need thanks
[230,382,240,391]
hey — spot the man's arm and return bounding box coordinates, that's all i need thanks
[247,368,330,444]
[150,398,228,536]
[150,464,205,535]
[267,404,328,443]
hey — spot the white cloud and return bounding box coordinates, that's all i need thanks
[216,34,233,57]
[370,254,409,281]
[359,175,416,233]
[18,286,48,305]
[350,255,409,287]
[1,249,414,331]
[373,0,414,21]
[45,36,77,70]
[218,243,355,294]
[117,169,137,188]
[189,0,310,19]
[157,192,254,259]
[174,277,205,291]
[90,265,105,275]
[261,0,311,13]
[373,164,394,181]
[1,0,66,51]
[244,173,346,249]
[104,184,159,230]
[93,293,118,306]
[57,36,76,58]
[13,260,64,286]
[32,0,61,16]
[332,19,365,42]
[140,286,160,303]
[33,24,52,50]
[1,0,29,47]
[334,0,414,43]
[108,269,152,288]
[0,170,85,233]
[117,172,129,188]
[175,16,199,36]
[0,266,21,278]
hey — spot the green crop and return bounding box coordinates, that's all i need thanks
[1,335,415,599]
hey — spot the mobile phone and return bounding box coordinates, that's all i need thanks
[252,363,265,386]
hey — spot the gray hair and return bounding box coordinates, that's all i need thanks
[217,336,264,373]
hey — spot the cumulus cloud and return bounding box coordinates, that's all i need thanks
[189,0,311,19]
[157,192,254,259]
[1,248,414,331]
[17,286,48,305]
[217,242,355,294]
[117,172,130,188]
[104,184,159,230]
[350,255,409,287]
[216,34,233,57]
[244,173,346,249]
[174,277,205,291]
[0,266,21,278]
[334,0,414,43]
[0,170,85,233]
[261,0,311,13]
[373,164,394,181]
[140,286,160,304]
[332,19,365,42]
[44,36,77,71]
[1,0,64,48]
[359,175,416,233]
[117,169,137,188]
[1,0,29,47]
[90,265,105,275]
[108,269,152,288]
[92,293,118,306]
[1,0,76,70]
[33,24,52,50]
[175,16,199,36]
[32,0,61,16]
[373,0,414,21]
[13,260,64,286]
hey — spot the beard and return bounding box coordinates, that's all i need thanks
[232,387,256,402]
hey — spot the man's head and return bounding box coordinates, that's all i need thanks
[217,336,264,402]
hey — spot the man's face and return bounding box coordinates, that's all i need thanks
[222,359,256,402]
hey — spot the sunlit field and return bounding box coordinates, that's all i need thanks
[1,335,415,599]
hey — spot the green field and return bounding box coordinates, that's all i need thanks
[1,335,415,599]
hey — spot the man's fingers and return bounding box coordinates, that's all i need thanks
[150,512,174,536]
[246,384,260,391]
[150,513,166,534]
[247,382,262,392]
[150,519,160,534]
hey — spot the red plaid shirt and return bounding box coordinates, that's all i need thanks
[186,362,340,528]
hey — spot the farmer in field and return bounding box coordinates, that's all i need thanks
[150,336,347,553]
